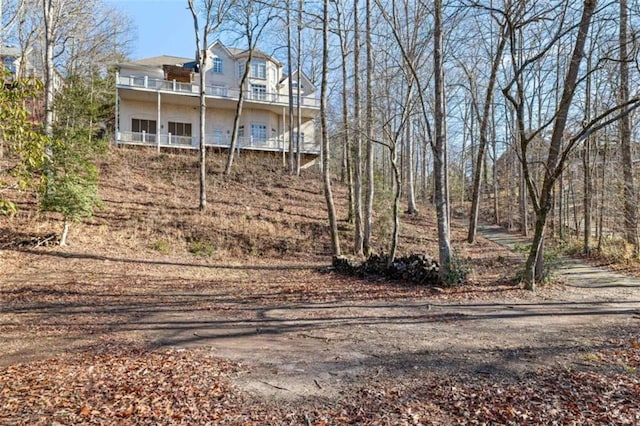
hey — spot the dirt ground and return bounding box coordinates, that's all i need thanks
[1,150,639,424]
[2,227,638,402]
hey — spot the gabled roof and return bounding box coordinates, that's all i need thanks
[207,40,235,58]
[207,40,282,67]
[280,69,317,94]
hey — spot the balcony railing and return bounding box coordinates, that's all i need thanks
[116,131,320,154]
[117,74,320,108]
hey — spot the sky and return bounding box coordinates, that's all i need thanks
[107,0,196,60]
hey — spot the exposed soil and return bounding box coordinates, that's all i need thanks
[1,148,639,424]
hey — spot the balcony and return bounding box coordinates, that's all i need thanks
[116,131,320,154]
[116,74,321,109]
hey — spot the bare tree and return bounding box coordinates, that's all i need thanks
[375,0,453,282]
[433,0,452,280]
[363,0,375,254]
[187,0,228,210]
[619,0,638,256]
[466,2,508,243]
[321,0,340,257]
[224,0,274,174]
[295,0,302,175]
[352,0,364,256]
[502,0,603,289]
[286,1,294,173]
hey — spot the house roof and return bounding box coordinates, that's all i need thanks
[130,55,194,68]
[120,42,282,72]
[208,40,282,67]
[0,45,21,58]
[280,69,317,94]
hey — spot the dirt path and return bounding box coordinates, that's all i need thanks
[134,225,640,401]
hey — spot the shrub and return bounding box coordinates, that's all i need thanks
[187,239,214,257]
[151,239,171,255]
[513,242,562,284]
[443,253,471,287]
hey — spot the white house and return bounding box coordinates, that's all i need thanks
[115,41,319,155]
[1,45,37,80]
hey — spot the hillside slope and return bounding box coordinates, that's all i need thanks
[1,146,521,286]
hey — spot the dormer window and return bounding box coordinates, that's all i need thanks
[213,57,223,73]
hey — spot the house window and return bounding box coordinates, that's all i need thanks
[237,62,245,79]
[250,59,266,79]
[168,121,192,136]
[213,129,223,144]
[293,132,305,147]
[251,123,267,142]
[238,125,244,138]
[2,56,16,74]
[212,57,223,73]
[251,84,267,100]
[132,118,156,134]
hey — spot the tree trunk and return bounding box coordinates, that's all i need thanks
[467,27,507,243]
[352,0,363,256]
[287,3,295,174]
[597,135,609,251]
[619,0,638,256]
[225,48,252,175]
[295,0,302,175]
[406,112,418,214]
[43,0,54,139]
[582,55,593,253]
[363,0,375,255]
[522,0,596,290]
[387,140,401,267]
[336,3,353,223]
[433,0,452,282]
[60,220,69,246]
[188,1,207,210]
[321,0,340,257]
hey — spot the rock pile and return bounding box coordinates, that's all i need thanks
[332,253,440,285]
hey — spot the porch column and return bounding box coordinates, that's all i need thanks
[157,92,162,146]
[115,70,119,145]
[281,106,286,166]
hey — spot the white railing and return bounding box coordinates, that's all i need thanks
[117,74,321,108]
[116,131,320,154]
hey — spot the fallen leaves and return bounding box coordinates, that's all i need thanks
[0,343,249,425]
[1,340,639,425]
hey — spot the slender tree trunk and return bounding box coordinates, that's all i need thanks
[433,0,452,282]
[406,109,418,214]
[522,0,596,290]
[335,3,353,222]
[388,141,401,267]
[295,0,302,175]
[187,0,208,210]
[322,0,340,257]
[467,27,507,243]
[597,135,608,251]
[582,56,592,253]
[60,220,69,246]
[619,0,638,256]
[225,47,253,175]
[353,0,364,256]
[287,3,295,173]
[363,0,375,254]
[43,0,54,139]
